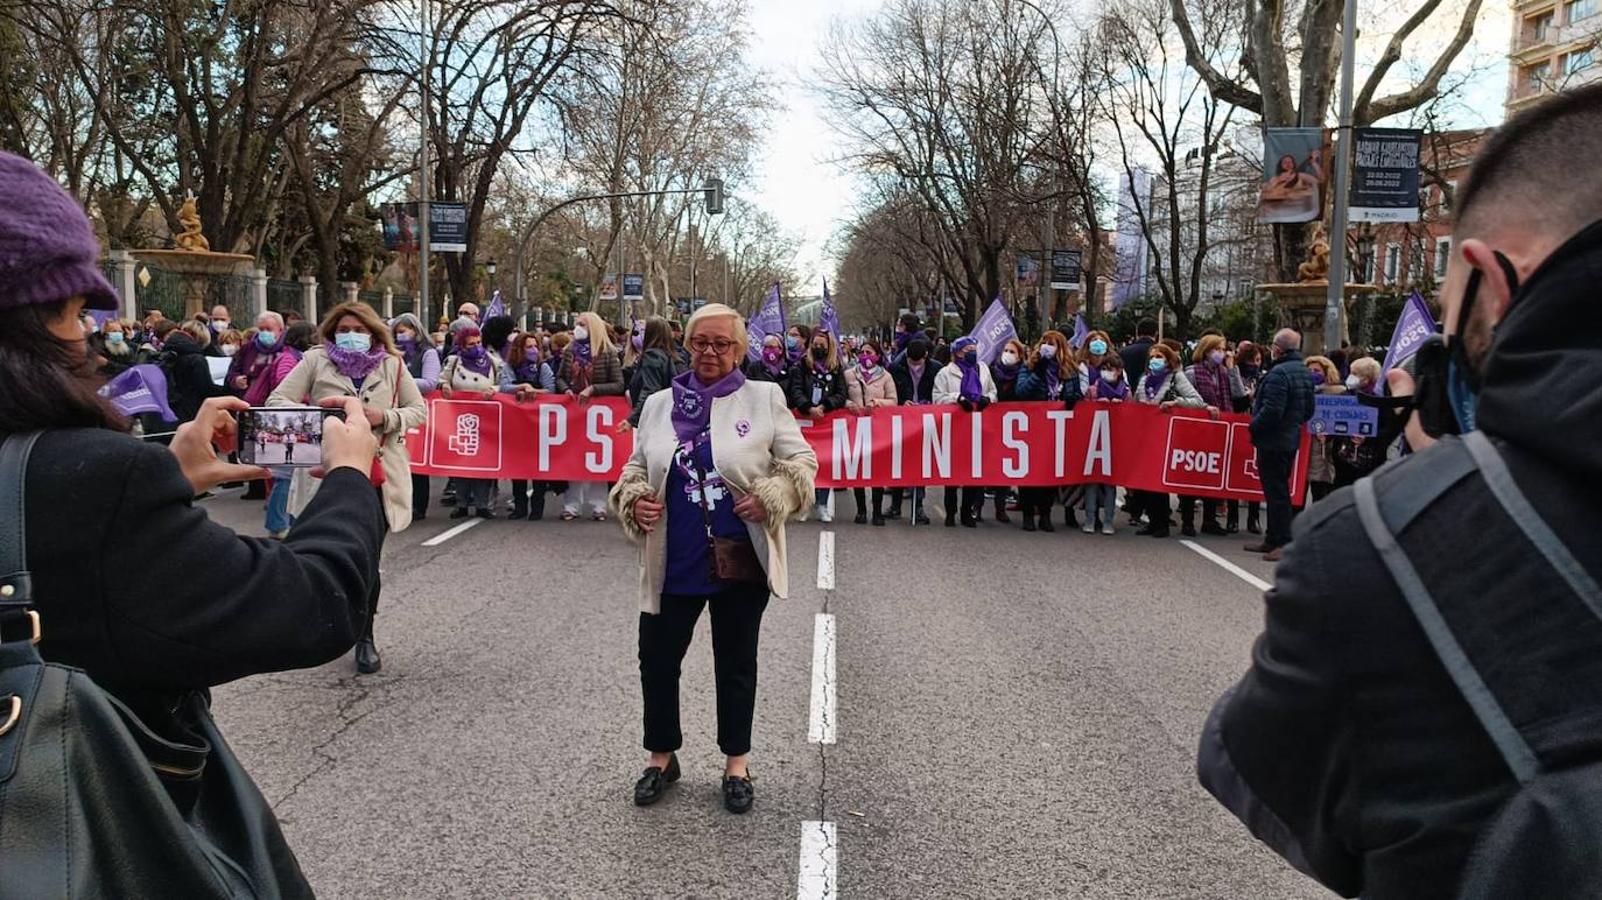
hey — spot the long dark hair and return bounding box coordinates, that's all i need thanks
[0,301,128,433]
[282,322,317,352]
[642,316,675,357]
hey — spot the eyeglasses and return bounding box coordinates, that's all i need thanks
[689,337,741,355]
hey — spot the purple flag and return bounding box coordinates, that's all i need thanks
[746,282,787,361]
[1382,290,1438,372]
[99,364,177,422]
[1068,313,1089,349]
[484,290,506,321]
[818,279,840,343]
[968,296,1017,364]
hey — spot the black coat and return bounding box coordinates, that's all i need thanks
[1119,337,1155,378]
[19,429,385,730]
[1199,221,1602,898]
[156,332,231,424]
[889,358,938,405]
[1249,350,1315,452]
[627,347,679,426]
[787,364,848,413]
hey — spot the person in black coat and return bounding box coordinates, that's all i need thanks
[158,322,233,425]
[1200,89,1602,898]
[744,332,791,384]
[886,338,939,523]
[627,316,682,427]
[1245,328,1315,558]
[787,330,848,521]
[1118,320,1157,377]
[0,150,386,896]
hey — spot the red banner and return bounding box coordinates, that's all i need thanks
[406,395,1308,502]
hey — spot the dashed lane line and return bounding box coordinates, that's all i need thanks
[816,531,835,590]
[1180,539,1273,592]
[808,613,837,745]
[797,820,838,900]
[420,517,485,547]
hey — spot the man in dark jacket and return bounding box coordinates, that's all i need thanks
[1119,319,1157,376]
[157,326,232,425]
[1245,328,1314,560]
[1200,82,1602,900]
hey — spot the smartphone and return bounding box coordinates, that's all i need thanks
[237,407,345,468]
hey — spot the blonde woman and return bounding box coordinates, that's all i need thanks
[268,301,427,674]
[556,311,626,520]
[610,303,817,814]
[1303,354,1345,503]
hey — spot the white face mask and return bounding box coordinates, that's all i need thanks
[1102,369,1121,384]
[221,344,238,357]
[1039,344,1056,359]
[999,351,1019,366]
[573,326,589,341]
[1345,374,1362,390]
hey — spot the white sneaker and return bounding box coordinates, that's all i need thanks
[1081,522,1095,534]
[818,504,833,524]
[1102,523,1116,535]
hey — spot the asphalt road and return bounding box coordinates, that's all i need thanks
[201,483,1329,899]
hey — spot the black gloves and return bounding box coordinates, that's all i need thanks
[958,398,975,412]
[975,397,991,411]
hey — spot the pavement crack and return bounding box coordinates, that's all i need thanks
[271,673,407,809]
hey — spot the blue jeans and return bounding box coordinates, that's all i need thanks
[265,471,292,534]
[1083,483,1117,527]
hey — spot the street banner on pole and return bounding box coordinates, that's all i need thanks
[1382,290,1438,372]
[99,364,177,422]
[1349,128,1423,223]
[1050,249,1082,291]
[1069,314,1089,349]
[380,203,420,251]
[818,279,840,342]
[969,296,1018,364]
[1257,128,1329,224]
[622,273,645,301]
[746,281,786,361]
[428,202,468,252]
[405,395,1309,502]
[1016,252,1041,287]
[1112,170,1152,309]
[598,274,619,302]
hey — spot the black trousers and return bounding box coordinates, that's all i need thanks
[640,584,771,757]
[1019,486,1055,517]
[510,479,549,518]
[1131,490,1171,532]
[412,473,430,518]
[368,492,388,621]
[1178,495,1221,527]
[1256,447,1296,549]
[852,487,886,517]
[943,486,982,519]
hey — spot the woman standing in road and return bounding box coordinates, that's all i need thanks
[933,336,996,527]
[627,316,682,428]
[845,339,899,525]
[269,301,426,674]
[1131,342,1214,538]
[505,329,556,520]
[610,303,817,815]
[556,311,626,520]
[1014,329,1083,532]
[786,329,847,521]
[439,324,503,520]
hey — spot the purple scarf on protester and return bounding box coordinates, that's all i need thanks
[1043,361,1062,399]
[1141,369,1172,401]
[1191,361,1230,408]
[760,345,786,376]
[457,345,493,377]
[951,336,984,403]
[515,359,544,384]
[992,358,1020,386]
[670,368,747,444]
[573,337,593,369]
[1094,370,1129,400]
[327,344,390,383]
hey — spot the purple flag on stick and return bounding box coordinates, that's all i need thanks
[746,282,787,361]
[484,290,506,321]
[818,279,840,343]
[1382,290,1438,372]
[968,296,1018,364]
[1069,313,1089,349]
[99,364,177,422]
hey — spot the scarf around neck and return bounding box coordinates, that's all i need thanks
[1141,369,1172,401]
[514,358,544,384]
[573,338,593,368]
[1094,371,1129,400]
[670,368,746,444]
[955,356,984,403]
[457,345,493,377]
[327,344,389,383]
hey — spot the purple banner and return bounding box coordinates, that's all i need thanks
[1382,290,1437,372]
[968,297,1017,365]
[818,279,840,342]
[746,282,787,361]
[1069,313,1089,349]
[100,364,177,422]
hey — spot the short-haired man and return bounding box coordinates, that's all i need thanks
[1119,319,1158,376]
[1243,327,1314,561]
[1201,82,1602,898]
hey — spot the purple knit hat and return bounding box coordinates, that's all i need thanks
[0,152,119,311]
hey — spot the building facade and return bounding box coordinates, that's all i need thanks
[1508,0,1602,112]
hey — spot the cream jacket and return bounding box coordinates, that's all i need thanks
[267,348,427,533]
[608,380,818,614]
[932,361,998,404]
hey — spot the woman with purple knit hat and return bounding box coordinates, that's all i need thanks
[932,335,996,527]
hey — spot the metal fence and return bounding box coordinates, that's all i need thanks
[267,279,303,318]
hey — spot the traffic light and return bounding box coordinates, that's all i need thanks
[704,177,724,215]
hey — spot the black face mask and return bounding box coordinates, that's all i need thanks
[1408,250,1520,437]
[811,346,828,361]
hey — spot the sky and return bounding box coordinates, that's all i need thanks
[742,0,1514,289]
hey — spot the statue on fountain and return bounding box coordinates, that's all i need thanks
[174,195,210,252]
[1297,222,1331,283]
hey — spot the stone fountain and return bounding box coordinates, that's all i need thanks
[1256,223,1378,357]
[130,195,256,316]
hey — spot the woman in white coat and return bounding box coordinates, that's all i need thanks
[609,303,817,815]
[932,335,996,527]
[268,301,426,674]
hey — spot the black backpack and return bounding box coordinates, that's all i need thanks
[1356,430,1602,898]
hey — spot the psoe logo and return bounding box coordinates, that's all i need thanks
[447,414,481,456]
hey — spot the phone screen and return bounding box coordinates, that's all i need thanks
[237,407,345,468]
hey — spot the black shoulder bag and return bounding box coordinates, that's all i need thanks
[0,432,314,899]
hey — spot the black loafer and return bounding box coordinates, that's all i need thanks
[634,754,680,806]
[722,774,754,814]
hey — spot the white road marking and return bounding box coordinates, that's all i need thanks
[421,518,484,547]
[1180,539,1272,592]
[797,820,838,900]
[808,613,837,744]
[816,531,835,590]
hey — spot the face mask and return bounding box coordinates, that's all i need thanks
[221,344,238,357]
[1088,339,1108,356]
[859,355,878,370]
[257,330,278,349]
[999,351,1019,366]
[106,332,125,345]
[786,335,800,351]
[396,334,418,352]
[1418,251,1520,435]
[1345,374,1362,391]
[334,332,371,352]
[1039,344,1056,359]
[1102,369,1121,384]
[573,326,589,342]
[1209,350,1225,365]
[1148,357,1166,373]
[211,320,229,332]
[811,346,829,361]
[1310,369,1326,385]
[762,345,784,363]
[460,344,486,361]
[908,346,927,362]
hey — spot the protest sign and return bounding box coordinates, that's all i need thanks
[969,297,1017,364]
[100,364,177,422]
[1382,290,1437,371]
[1309,394,1380,437]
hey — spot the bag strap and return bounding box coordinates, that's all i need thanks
[0,431,43,606]
[1355,474,1540,785]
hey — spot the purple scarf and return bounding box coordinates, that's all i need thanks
[1044,362,1061,399]
[573,338,593,368]
[1141,370,1172,401]
[514,358,543,385]
[1192,361,1230,408]
[327,344,389,383]
[951,337,983,403]
[992,359,1020,386]
[1094,371,1129,400]
[670,368,747,443]
[457,345,493,377]
[760,346,786,376]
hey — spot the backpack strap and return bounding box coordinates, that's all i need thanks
[1355,473,1541,785]
[0,432,43,606]
[1463,431,1602,625]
